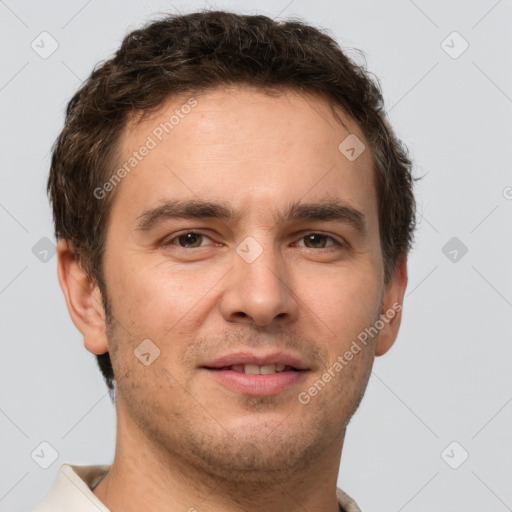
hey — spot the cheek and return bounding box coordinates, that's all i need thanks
[107,258,224,339]
[297,266,382,351]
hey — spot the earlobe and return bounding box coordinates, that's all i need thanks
[57,239,109,355]
[375,256,408,357]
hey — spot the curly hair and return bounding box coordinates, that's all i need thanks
[48,10,417,393]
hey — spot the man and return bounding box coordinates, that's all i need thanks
[33,10,415,512]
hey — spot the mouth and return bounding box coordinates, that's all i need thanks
[204,363,302,375]
[201,353,309,396]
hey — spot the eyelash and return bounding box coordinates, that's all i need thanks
[162,231,345,250]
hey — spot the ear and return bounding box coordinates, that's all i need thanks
[375,256,408,357]
[57,239,109,355]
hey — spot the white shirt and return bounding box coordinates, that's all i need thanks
[30,464,363,512]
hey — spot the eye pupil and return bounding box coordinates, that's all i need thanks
[172,233,335,250]
[178,233,202,248]
[305,234,326,248]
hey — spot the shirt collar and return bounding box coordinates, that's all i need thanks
[32,464,362,512]
[31,464,110,512]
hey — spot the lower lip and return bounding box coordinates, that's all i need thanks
[203,369,307,396]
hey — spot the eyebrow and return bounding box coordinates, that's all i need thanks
[135,198,366,235]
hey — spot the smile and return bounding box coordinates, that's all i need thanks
[206,363,300,375]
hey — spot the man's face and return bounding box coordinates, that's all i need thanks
[100,87,389,478]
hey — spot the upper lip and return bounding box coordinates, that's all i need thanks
[202,351,309,370]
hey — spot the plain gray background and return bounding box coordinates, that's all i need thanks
[1,1,511,511]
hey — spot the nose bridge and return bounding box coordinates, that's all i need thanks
[220,234,298,326]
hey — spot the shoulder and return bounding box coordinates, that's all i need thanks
[336,486,363,512]
[29,464,111,512]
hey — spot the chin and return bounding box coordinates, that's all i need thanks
[186,420,332,481]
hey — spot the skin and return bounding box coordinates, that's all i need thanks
[57,86,408,512]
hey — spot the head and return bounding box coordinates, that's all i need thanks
[51,11,415,480]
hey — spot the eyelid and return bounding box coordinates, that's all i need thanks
[293,232,345,248]
[161,230,346,250]
[161,230,214,247]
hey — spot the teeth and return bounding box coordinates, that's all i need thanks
[244,364,261,375]
[228,364,289,374]
[260,364,276,375]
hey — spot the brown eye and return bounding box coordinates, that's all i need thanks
[301,234,334,249]
[171,232,206,248]
[178,233,202,248]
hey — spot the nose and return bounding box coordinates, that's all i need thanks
[219,240,300,327]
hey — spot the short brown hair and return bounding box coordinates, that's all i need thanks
[48,10,417,392]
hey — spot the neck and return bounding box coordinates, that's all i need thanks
[93,405,345,512]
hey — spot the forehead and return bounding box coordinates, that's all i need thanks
[110,86,378,230]
[126,86,369,157]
